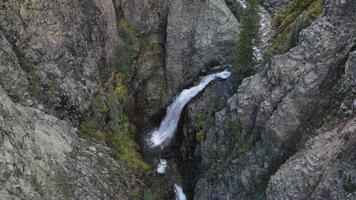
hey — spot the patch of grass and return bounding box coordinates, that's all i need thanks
[116,19,137,74]
[54,167,73,200]
[196,130,205,142]
[79,73,149,171]
[94,96,109,113]
[107,132,150,171]
[78,118,106,142]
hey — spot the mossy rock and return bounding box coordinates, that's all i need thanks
[265,0,325,61]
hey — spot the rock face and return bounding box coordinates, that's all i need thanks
[0,85,159,199]
[0,0,108,121]
[0,0,239,198]
[1,0,356,199]
[267,118,356,200]
[125,0,239,129]
[165,0,239,94]
[187,0,356,199]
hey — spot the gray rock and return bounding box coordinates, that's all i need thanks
[192,0,356,199]
[0,33,29,103]
[166,0,239,95]
[0,0,109,120]
[267,118,356,200]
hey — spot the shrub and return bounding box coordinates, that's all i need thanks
[116,19,137,74]
[225,0,244,20]
[265,0,325,60]
[107,131,151,171]
[287,14,306,49]
[78,118,106,142]
[234,0,260,82]
[196,130,205,142]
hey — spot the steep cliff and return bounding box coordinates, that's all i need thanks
[1,0,356,199]
[182,0,356,199]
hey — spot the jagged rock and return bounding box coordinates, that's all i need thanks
[166,0,239,95]
[191,0,356,199]
[125,0,239,129]
[267,118,356,200]
[0,33,29,104]
[0,84,156,199]
[0,85,74,199]
[262,0,288,14]
[0,0,108,121]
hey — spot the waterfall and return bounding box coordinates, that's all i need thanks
[146,69,231,200]
[174,184,187,200]
[147,69,231,148]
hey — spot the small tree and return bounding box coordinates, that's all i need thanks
[234,0,261,82]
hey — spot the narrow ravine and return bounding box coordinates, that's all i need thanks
[145,70,231,199]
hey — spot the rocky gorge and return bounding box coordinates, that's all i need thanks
[0,0,356,199]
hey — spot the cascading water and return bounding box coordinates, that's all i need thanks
[147,69,231,148]
[146,69,231,200]
[174,184,187,200]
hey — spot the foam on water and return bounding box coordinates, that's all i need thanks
[174,184,187,200]
[156,159,168,174]
[147,70,231,148]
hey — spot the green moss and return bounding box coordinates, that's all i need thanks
[116,19,137,74]
[107,132,150,171]
[54,167,72,200]
[78,73,149,171]
[195,98,228,143]
[265,0,325,60]
[94,96,109,113]
[28,72,40,98]
[196,130,206,142]
[78,118,106,141]
[235,120,253,158]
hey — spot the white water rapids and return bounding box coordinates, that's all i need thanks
[146,69,231,200]
[174,184,187,200]
[147,69,231,148]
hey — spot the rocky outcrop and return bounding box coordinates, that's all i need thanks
[165,0,238,95]
[0,0,110,121]
[0,0,170,199]
[267,118,356,200]
[2,0,356,199]
[262,0,288,14]
[0,33,29,104]
[186,0,356,199]
[126,0,239,129]
[0,83,163,199]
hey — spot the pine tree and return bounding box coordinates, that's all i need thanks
[234,0,261,82]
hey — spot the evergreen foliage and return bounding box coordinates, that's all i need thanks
[234,0,261,82]
[116,19,137,74]
[225,0,244,20]
[79,73,150,171]
[265,0,325,59]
